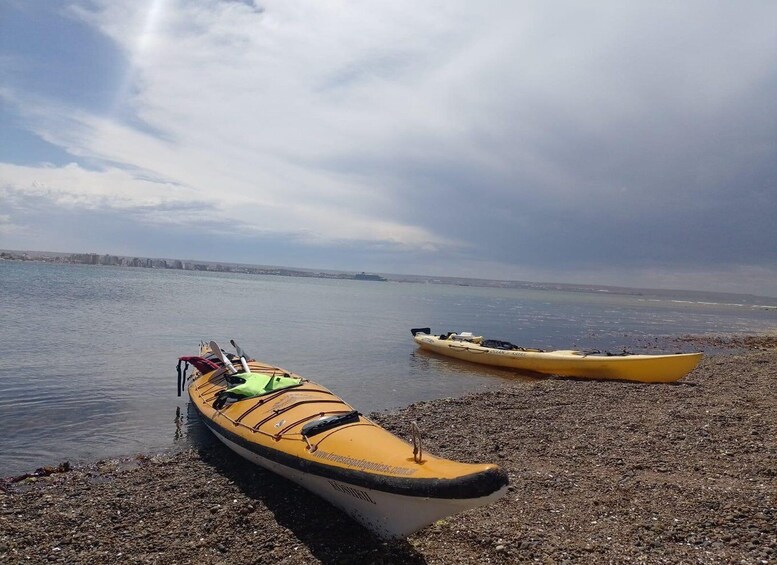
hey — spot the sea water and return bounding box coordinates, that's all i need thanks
[1,261,775,476]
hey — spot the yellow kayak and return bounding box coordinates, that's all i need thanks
[177,340,508,539]
[412,329,702,383]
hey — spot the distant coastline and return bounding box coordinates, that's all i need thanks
[2,248,776,307]
[0,250,386,283]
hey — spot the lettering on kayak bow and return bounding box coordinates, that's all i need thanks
[312,449,417,475]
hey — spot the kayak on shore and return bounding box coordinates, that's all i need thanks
[177,340,508,539]
[411,328,703,383]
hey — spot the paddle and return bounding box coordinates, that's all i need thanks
[238,357,250,373]
[209,340,238,375]
[230,339,251,373]
[230,339,248,360]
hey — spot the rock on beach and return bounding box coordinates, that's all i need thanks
[1,336,775,564]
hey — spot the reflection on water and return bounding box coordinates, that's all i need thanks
[179,403,220,451]
[409,348,540,383]
[174,406,183,442]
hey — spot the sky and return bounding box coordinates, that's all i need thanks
[1,1,776,297]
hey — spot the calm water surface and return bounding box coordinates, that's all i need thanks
[1,261,775,476]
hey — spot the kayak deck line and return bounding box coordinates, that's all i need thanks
[214,385,359,442]
[194,402,509,499]
[183,355,359,443]
[236,387,338,424]
[251,405,352,436]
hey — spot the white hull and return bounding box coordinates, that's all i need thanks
[210,427,507,539]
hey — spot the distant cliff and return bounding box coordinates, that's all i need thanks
[0,250,386,283]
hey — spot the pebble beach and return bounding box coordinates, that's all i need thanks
[2,335,775,564]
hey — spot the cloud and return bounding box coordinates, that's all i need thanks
[0,161,192,210]
[2,0,776,294]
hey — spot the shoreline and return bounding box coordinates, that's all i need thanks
[2,337,775,563]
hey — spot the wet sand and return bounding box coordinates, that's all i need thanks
[2,336,775,564]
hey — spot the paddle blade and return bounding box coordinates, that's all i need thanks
[230,339,248,360]
[209,340,237,374]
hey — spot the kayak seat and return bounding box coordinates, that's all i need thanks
[481,339,519,350]
[481,340,545,352]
